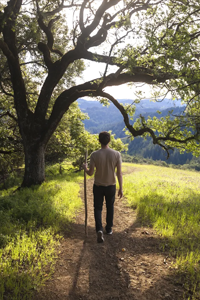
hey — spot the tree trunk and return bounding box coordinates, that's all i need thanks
[21,144,45,187]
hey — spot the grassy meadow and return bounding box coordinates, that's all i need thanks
[123,163,200,299]
[0,163,83,300]
[1,161,200,299]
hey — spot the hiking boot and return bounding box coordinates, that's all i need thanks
[97,230,104,243]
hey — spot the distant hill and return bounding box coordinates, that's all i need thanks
[78,98,183,111]
[77,98,184,136]
[77,98,192,165]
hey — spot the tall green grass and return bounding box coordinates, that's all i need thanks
[123,163,200,299]
[0,163,83,300]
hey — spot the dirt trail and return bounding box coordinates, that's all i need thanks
[34,169,184,300]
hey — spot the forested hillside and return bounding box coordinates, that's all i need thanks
[78,98,194,165]
[78,98,183,136]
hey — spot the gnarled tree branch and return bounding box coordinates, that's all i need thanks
[97,91,199,158]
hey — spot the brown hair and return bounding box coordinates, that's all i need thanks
[99,131,110,146]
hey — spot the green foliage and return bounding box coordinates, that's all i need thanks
[145,114,200,156]
[112,1,200,150]
[122,153,169,167]
[79,99,196,165]
[0,0,85,179]
[46,102,90,163]
[110,132,128,152]
[1,0,200,188]
[0,101,91,172]
[0,163,82,299]
[99,98,110,107]
[124,164,200,299]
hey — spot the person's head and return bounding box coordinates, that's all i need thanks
[99,131,110,146]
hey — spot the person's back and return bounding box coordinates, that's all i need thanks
[91,147,121,186]
[83,131,123,243]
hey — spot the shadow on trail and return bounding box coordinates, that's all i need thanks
[62,219,184,300]
[33,175,191,300]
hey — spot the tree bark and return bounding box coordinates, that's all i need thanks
[21,144,45,187]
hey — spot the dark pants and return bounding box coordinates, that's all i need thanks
[93,184,116,232]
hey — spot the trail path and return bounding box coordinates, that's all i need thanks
[34,168,184,300]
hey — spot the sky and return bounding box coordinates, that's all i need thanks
[104,84,152,100]
[80,61,154,101]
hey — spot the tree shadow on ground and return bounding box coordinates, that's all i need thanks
[33,176,200,300]
[34,217,185,300]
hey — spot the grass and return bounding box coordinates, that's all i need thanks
[2,160,200,299]
[123,163,200,299]
[0,162,83,300]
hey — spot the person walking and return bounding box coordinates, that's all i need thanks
[82,131,123,243]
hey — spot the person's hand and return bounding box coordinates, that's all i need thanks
[82,163,87,171]
[118,188,123,199]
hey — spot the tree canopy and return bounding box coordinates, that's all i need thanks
[0,0,200,186]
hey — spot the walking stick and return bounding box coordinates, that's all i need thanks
[84,149,88,236]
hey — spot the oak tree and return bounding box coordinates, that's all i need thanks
[0,0,200,186]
